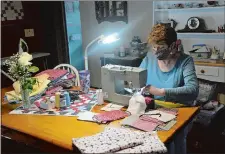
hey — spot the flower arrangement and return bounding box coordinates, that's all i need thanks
[3,39,39,108]
[3,52,39,91]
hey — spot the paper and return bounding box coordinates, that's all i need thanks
[101,103,124,111]
[77,111,98,122]
[145,110,176,123]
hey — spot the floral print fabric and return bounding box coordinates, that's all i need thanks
[93,110,130,124]
[72,127,143,153]
[72,127,167,154]
[117,131,167,153]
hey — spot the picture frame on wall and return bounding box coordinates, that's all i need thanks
[95,1,128,24]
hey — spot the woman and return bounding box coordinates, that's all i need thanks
[140,24,199,105]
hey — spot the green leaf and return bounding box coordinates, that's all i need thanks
[28,66,39,73]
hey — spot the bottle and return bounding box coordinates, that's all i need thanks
[64,92,71,107]
[55,92,61,108]
[119,46,125,57]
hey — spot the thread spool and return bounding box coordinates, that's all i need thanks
[64,92,71,107]
[55,92,60,108]
[96,89,104,105]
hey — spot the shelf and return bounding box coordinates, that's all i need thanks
[177,33,225,39]
[155,6,225,12]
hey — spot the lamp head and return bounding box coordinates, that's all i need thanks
[100,33,120,44]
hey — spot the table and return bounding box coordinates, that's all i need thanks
[1,87,199,153]
[1,104,199,153]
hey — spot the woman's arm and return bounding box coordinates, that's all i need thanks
[147,56,199,105]
[164,57,199,105]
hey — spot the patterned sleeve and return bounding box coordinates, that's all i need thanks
[164,56,199,105]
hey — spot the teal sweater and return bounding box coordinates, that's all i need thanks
[140,52,199,106]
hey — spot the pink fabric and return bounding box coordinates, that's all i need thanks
[139,115,164,125]
[132,119,159,132]
[35,69,68,81]
[157,108,178,115]
[67,74,76,79]
[93,110,129,124]
[45,86,63,95]
[145,97,153,104]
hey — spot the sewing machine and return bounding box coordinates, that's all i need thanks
[101,64,147,106]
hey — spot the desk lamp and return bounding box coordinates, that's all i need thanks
[84,33,120,70]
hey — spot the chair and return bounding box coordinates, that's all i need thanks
[54,64,80,86]
[0,69,16,82]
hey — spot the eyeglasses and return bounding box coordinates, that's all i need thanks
[152,44,168,52]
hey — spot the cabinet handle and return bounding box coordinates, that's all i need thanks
[200,70,205,74]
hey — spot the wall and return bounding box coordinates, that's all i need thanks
[1,1,44,87]
[153,1,225,57]
[1,1,43,58]
[80,1,153,88]
[65,1,84,70]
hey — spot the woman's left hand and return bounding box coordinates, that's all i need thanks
[149,86,166,96]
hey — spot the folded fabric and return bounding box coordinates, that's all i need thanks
[35,69,69,81]
[116,131,167,153]
[72,127,143,153]
[121,115,140,126]
[121,115,162,132]
[157,108,178,115]
[93,110,130,124]
[132,119,159,132]
[144,110,176,123]
[127,95,147,115]
[5,78,50,102]
[77,111,98,122]
[12,74,50,94]
[157,119,177,131]
[45,86,63,95]
[100,103,124,111]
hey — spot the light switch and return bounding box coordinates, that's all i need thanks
[24,29,34,37]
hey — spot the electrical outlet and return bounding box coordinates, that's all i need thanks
[24,29,34,37]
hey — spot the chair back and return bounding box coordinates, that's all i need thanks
[54,64,80,86]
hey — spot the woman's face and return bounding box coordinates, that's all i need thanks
[152,42,171,60]
[152,42,168,53]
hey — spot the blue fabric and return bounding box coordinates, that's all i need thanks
[140,52,199,105]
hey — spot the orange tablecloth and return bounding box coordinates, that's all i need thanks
[1,102,199,151]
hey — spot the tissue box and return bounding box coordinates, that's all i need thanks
[190,44,211,59]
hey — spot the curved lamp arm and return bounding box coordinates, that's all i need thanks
[84,35,104,70]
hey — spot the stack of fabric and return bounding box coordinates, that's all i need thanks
[35,69,76,89]
[121,108,178,132]
[5,69,77,104]
[5,74,51,103]
[72,127,167,153]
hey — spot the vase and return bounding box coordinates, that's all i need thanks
[21,88,31,109]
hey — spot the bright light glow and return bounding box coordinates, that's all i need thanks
[101,33,120,44]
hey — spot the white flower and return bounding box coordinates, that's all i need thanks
[18,52,33,66]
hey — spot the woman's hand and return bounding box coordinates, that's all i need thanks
[149,86,165,96]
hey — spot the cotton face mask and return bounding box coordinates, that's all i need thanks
[155,48,170,60]
[127,95,147,115]
[153,42,178,60]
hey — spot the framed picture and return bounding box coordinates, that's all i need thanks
[95,1,128,24]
